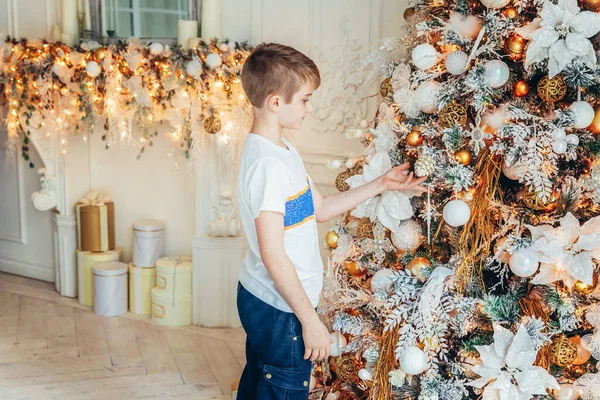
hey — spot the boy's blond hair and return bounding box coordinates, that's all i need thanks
[241,43,320,108]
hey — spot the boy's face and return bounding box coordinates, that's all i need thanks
[272,83,314,130]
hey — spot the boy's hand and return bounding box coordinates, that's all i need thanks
[302,316,332,362]
[381,162,428,194]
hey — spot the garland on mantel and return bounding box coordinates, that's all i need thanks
[0,36,253,167]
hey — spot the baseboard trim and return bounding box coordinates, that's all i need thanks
[0,253,54,283]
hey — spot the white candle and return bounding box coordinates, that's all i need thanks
[62,0,79,43]
[100,0,107,36]
[178,20,198,49]
[188,37,201,49]
[201,0,222,39]
[53,24,62,42]
[61,33,75,46]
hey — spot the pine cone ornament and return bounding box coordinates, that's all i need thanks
[414,155,436,177]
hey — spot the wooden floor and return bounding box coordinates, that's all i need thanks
[0,272,245,400]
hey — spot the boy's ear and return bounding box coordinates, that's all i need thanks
[266,93,280,112]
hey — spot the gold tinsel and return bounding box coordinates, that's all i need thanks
[357,218,374,239]
[551,335,578,367]
[370,329,399,400]
[439,101,467,127]
[456,148,502,293]
[335,353,360,382]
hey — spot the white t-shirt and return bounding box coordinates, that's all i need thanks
[237,133,324,313]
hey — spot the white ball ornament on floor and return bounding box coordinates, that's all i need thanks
[205,53,223,69]
[85,61,101,77]
[480,0,510,8]
[391,219,423,252]
[399,346,428,375]
[570,101,595,129]
[330,331,347,357]
[484,60,510,88]
[358,368,373,381]
[412,43,440,70]
[371,268,395,294]
[445,50,469,75]
[443,200,471,227]
[552,140,568,154]
[508,248,539,277]
[415,81,440,114]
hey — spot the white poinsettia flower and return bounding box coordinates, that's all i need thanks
[391,63,420,118]
[346,151,414,233]
[527,212,600,289]
[522,0,600,77]
[467,324,559,400]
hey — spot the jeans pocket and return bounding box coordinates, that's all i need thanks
[257,364,311,400]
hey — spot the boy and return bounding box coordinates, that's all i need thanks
[236,43,427,399]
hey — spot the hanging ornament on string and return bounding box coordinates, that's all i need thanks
[483,60,510,88]
[86,60,101,78]
[439,101,468,128]
[325,230,339,249]
[443,200,470,227]
[371,268,396,294]
[454,149,472,165]
[445,50,469,75]
[551,335,578,367]
[508,248,539,277]
[504,33,527,61]
[399,346,428,375]
[523,190,559,212]
[391,219,423,253]
[513,80,530,97]
[345,260,366,277]
[415,155,436,177]
[587,105,600,135]
[406,257,431,281]
[93,47,108,62]
[205,53,223,69]
[406,129,424,147]
[570,101,595,129]
[204,115,222,134]
[403,7,416,22]
[537,75,567,103]
[570,335,592,365]
[412,43,440,70]
[551,128,568,155]
[574,272,598,294]
[330,331,347,357]
[503,7,519,18]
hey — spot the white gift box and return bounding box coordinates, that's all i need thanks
[132,219,165,268]
[93,261,128,317]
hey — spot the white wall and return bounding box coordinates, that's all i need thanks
[0,0,409,282]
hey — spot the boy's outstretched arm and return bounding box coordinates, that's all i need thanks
[311,162,428,223]
[255,210,331,362]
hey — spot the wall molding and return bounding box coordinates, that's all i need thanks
[0,126,27,245]
[0,252,54,282]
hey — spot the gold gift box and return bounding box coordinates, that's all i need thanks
[76,202,115,252]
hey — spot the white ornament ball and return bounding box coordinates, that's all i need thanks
[205,52,223,69]
[331,160,342,169]
[415,81,440,114]
[552,140,568,155]
[480,0,510,8]
[399,346,428,375]
[566,134,580,146]
[551,128,567,140]
[484,60,510,88]
[345,159,356,168]
[85,61,101,78]
[358,368,373,381]
[330,331,347,357]
[570,101,595,129]
[219,43,230,52]
[359,119,369,129]
[391,219,423,252]
[445,50,469,75]
[412,43,440,70]
[186,59,203,79]
[443,200,471,227]
[508,248,539,278]
[371,268,395,294]
[149,42,164,55]
[556,384,580,400]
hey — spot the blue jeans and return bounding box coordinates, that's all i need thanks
[237,283,312,400]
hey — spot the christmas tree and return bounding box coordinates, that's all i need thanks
[313,0,600,399]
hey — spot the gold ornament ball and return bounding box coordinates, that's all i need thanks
[581,0,600,11]
[204,116,222,134]
[505,33,527,61]
[406,257,431,282]
[502,6,519,18]
[403,7,416,22]
[439,102,468,128]
[537,75,567,103]
[454,149,472,166]
[326,230,339,249]
[406,130,424,147]
[335,170,350,192]
[570,335,592,365]
[551,335,578,367]
[523,190,558,212]
[513,80,530,97]
[574,272,598,294]
[346,260,366,277]
[380,77,393,98]
[587,105,600,135]
[93,47,108,62]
